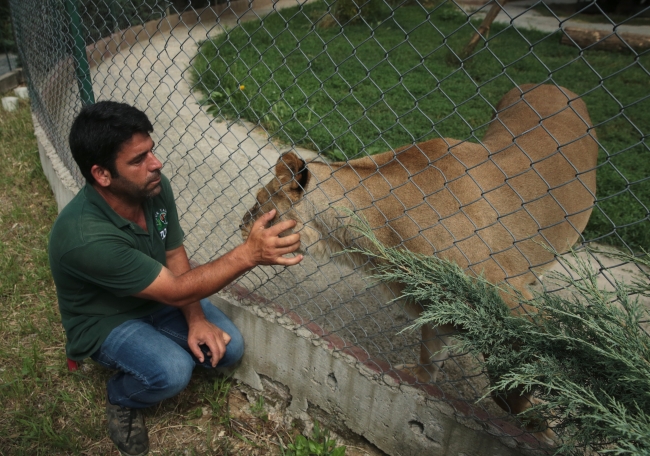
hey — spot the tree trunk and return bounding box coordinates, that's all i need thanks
[460,0,509,59]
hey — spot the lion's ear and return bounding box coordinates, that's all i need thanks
[275,152,310,191]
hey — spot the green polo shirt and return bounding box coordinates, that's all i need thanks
[49,174,184,360]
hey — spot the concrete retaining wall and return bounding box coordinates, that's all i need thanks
[216,283,534,456]
[0,69,23,94]
[34,113,80,209]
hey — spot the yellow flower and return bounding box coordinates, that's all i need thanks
[239,84,245,90]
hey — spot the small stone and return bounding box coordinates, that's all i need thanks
[382,373,399,387]
[14,87,29,99]
[296,328,314,339]
[2,97,18,112]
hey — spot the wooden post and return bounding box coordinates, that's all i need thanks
[561,27,650,53]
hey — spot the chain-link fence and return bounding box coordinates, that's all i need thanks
[11,0,650,451]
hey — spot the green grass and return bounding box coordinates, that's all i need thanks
[281,421,346,456]
[250,396,269,422]
[0,100,326,455]
[191,0,650,251]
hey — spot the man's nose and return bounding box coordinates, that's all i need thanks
[148,152,162,171]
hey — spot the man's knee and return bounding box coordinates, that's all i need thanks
[149,355,194,397]
[221,326,244,367]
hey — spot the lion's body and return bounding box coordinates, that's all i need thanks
[241,84,598,419]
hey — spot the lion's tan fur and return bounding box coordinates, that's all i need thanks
[241,84,598,418]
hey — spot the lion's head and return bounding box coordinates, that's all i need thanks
[240,152,311,241]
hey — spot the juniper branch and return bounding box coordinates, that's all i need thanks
[344,212,650,455]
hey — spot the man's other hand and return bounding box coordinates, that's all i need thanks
[187,317,231,367]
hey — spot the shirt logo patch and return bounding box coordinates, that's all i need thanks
[154,209,168,240]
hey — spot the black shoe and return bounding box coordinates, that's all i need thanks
[106,400,149,456]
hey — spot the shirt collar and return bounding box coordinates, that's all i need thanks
[83,183,134,229]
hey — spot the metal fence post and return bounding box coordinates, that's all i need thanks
[109,0,121,33]
[1,5,13,74]
[64,0,94,106]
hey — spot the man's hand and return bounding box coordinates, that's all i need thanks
[241,209,303,267]
[187,316,231,367]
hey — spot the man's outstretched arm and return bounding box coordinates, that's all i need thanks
[135,210,302,307]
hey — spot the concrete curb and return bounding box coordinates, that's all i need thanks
[462,0,650,36]
[0,69,23,94]
[33,112,80,211]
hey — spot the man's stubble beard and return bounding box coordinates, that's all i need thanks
[110,169,162,203]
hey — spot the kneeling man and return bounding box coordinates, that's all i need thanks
[49,101,303,456]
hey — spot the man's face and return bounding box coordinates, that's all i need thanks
[110,132,163,202]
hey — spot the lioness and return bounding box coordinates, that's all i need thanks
[241,84,597,419]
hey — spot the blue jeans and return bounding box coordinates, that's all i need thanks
[91,299,244,409]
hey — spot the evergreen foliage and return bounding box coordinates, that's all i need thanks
[347,216,650,455]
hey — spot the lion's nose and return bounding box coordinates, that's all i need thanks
[240,209,256,232]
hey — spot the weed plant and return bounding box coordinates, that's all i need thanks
[192,0,650,251]
[250,396,269,422]
[281,421,346,456]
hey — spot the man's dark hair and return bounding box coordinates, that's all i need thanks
[69,101,154,183]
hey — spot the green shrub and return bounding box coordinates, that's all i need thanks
[349,215,650,455]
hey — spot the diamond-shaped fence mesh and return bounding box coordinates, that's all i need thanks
[11,0,650,450]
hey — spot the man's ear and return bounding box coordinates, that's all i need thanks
[275,152,309,191]
[90,165,112,188]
